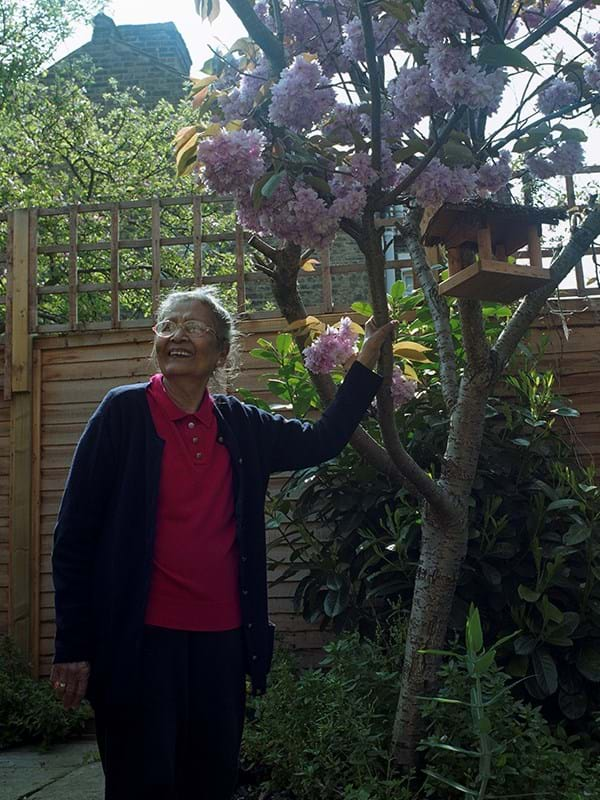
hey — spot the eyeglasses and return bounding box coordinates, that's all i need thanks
[152,319,218,339]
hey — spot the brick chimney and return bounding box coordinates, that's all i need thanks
[92,13,118,41]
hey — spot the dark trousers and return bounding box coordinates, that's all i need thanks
[92,625,246,800]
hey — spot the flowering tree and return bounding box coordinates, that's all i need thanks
[177,0,600,763]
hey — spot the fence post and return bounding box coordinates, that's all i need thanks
[7,208,34,668]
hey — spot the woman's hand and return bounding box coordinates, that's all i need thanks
[355,318,397,372]
[50,661,90,710]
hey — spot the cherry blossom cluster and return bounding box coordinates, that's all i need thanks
[196,129,266,195]
[537,78,579,116]
[303,317,359,374]
[526,141,585,179]
[269,56,335,132]
[583,31,600,91]
[391,367,417,410]
[187,0,598,252]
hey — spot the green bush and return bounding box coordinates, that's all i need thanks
[242,616,600,800]
[242,622,413,800]
[420,606,600,800]
[0,636,92,750]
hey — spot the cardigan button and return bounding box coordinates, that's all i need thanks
[217,435,224,443]
[241,555,247,563]
[252,655,258,661]
[247,622,253,629]
[238,457,243,464]
[187,421,195,429]
[242,589,248,596]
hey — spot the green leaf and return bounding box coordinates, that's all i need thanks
[563,522,591,545]
[576,644,600,682]
[275,332,293,355]
[550,406,580,417]
[350,301,373,318]
[466,606,483,654]
[532,648,558,696]
[423,769,477,797]
[557,127,588,143]
[442,141,475,166]
[547,498,579,511]
[390,280,405,300]
[514,634,537,655]
[261,171,285,199]
[252,172,274,209]
[479,43,537,73]
[518,585,540,603]
[558,689,588,720]
[303,175,332,196]
[473,649,496,675]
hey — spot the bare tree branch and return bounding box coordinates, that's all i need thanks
[398,210,459,411]
[358,1,382,173]
[517,0,589,51]
[492,204,600,375]
[225,0,286,73]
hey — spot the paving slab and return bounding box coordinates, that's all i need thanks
[0,739,101,800]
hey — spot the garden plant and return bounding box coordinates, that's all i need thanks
[178,0,600,764]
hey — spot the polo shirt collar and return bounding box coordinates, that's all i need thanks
[149,373,213,426]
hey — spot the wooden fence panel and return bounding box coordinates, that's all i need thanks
[0,348,9,636]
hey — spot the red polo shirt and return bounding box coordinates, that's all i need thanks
[143,373,242,631]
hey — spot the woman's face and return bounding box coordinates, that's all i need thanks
[154,299,228,382]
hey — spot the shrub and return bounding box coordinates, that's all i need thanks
[0,636,92,749]
[242,614,600,800]
[242,622,413,800]
[420,606,600,799]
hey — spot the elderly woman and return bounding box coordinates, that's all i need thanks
[50,287,393,800]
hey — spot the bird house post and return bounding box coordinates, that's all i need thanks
[420,202,566,303]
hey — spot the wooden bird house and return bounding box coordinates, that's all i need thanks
[421,202,566,303]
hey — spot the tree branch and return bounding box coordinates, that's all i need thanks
[492,204,600,375]
[225,0,286,73]
[517,0,589,51]
[397,209,459,411]
[358,1,381,173]
[472,0,504,42]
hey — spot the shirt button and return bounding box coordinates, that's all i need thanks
[241,556,247,563]
[252,655,258,661]
[192,436,199,444]
[238,457,243,464]
[247,622,253,629]
[188,421,195,429]
[242,589,248,596]
[195,452,203,460]
[217,435,224,443]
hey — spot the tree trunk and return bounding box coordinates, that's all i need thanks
[392,504,469,764]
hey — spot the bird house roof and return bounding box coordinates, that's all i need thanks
[421,200,566,255]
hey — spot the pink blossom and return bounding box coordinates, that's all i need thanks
[476,151,512,196]
[269,56,336,132]
[303,317,359,374]
[197,129,266,194]
[537,78,579,115]
[330,174,367,221]
[341,15,402,61]
[391,367,417,409]
[526,141,584,179]
[413,160,478,207]
[389,66,438,128]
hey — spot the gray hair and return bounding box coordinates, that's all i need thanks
[150,286,240,390]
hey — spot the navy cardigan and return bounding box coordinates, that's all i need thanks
[52,361,382,706]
